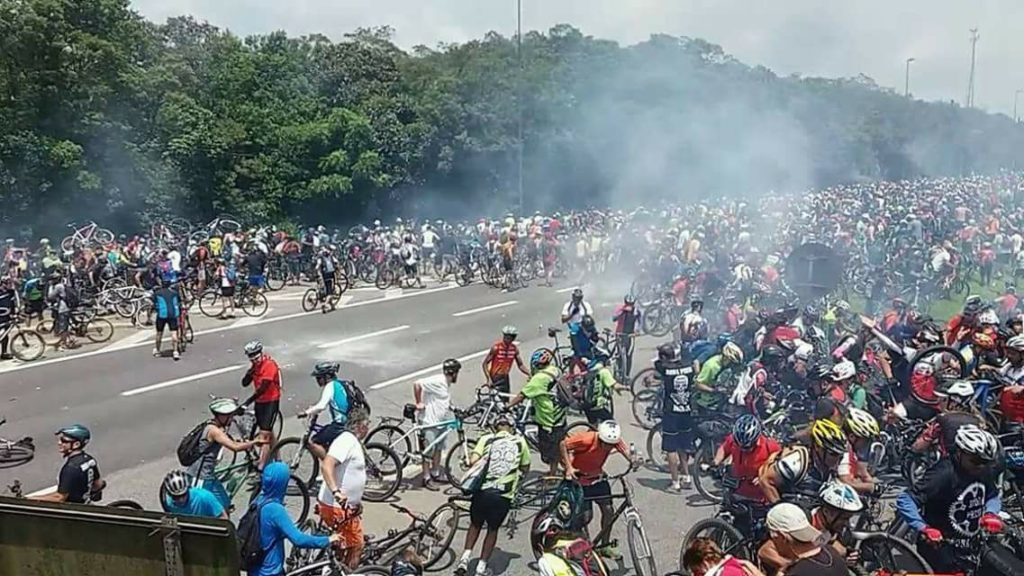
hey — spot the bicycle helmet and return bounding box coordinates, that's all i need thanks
[954,424,999,462]
[163,470,192,499]
[624,294,636,305]
[733,415,762,449]
[501,325,518,337]
[56,424,91,447]
[1006,334,1024,351]
[830,359,856,381]
[531,349,553,369]
[597,420,622,444]
[819,479,864,513]
[834,300,851,313]
[209,397,239,416]
[979,309,999,326]
[810,419,849,455]
[571,288,583,300]
[776,446,810,485]
[310,361,340,378]
[761,345,786,364]
[716,333,734,347]
[845,407,880,439]
[793,342,814,362]
[657,343,677,360]
[803,305,820,322]
[935,379,974,403]
[963,295,983,315]
[811,362,833,380]
[442,358,462,374]
[243,340,263,357]
[972,331,997,350]
[721,342,744,364]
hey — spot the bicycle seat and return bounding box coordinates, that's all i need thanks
[547,327,561,337]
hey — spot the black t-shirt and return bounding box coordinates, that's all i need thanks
[907,458,999,549]
[58,451,101,504]
[245,251,267,275]
[655,358,694,414]
[785,545,847,576]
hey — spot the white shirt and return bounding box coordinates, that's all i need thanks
[561,300,593,324]
[318,431,366,506]
[930,249,950,272]
[422,230,438,249]
[415,374,452,425]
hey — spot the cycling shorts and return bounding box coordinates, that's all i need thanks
[254,400,279,432]
[155,317,179,333]
[311,422,345,448]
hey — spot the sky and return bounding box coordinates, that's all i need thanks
[131,1,1024,117]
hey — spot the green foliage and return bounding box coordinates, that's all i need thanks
[2,0,1023,236]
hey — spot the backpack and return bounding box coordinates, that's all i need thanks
[579,370,604,411]
[64,285,80,309]
[176,420,213,467]
[548,374,579,411]
[237,500,268,571]
[545,480,586,531]
[339,379,371,415]
[458,444,491,495]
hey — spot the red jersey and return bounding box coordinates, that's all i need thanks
[248,356,282,403]
[721,434,780,501]
[486,341,519,377]
[1001,388,1024,424]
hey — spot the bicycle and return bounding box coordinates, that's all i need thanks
[197,283,269,318]
[271,415,403,503]
[60,221,114,252]
[0,318,46,361]
[0,418,35,468]
[301,273,345,313]
[175,300,194,354]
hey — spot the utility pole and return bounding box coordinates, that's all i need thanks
[966,28,980,108]
[516,0,524,214]
[904,57,915,98]
[1015,89,1023,122]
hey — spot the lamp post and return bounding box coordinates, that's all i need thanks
[904,57,915,98]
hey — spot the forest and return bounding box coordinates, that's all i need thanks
[3,0,1024,235]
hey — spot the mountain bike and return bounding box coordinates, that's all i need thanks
[0,418,34,468]
[61,221,114,251]
[37,307,114,345]
[0,318,46,362]
[301,274,344,313]
[197,283,269,318]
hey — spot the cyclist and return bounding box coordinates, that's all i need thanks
[655,342,697,491]
[895,424,1004,573]
[758,419,852,502]
[911,379,983,456]
[611,294,641,376]
[0,275,16,360]
[679,298,708,345]
[151,279,181,360]
[712,415,781,504]
[314,245,339,312]
[160,470,228,519]
[30,424,103,504]
[568,315,600,365]
[257,461,340,576]
[683,537,765,576]
[454,413,531,576]
[298,362,349,460]
[413,358,460,488]
[241,340,280,472]
[318,407,371,570]
[581,347,624,424]
[694,342,744,416]
[508,350,564,475]
[843,407,881,491]
[758,480,864,570]
[731,345,786,418]
[481,325,529,394]
[761,502,846,576]
[560,288,593,325]
[560,420,633,559]
[189,398,267,510]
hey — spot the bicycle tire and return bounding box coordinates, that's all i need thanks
[416,501,461,569]
[910,345,968,379]
[364,424,413,467]
[362,442,402,502]
[855,533,932,575]
[198,290,222,318]
[645,424,667,472]
[94,228,115,245]
[455,266,474,287]
[374,268,395,290]
[981,539,1024,576]
[566,421,595,437]
[114,298,138,319]
[691,445,723,504]
[266,266,287,292]
[272,436,320,488]
[10,329,46,362]
[630,367,662,393]
[60,235,76,252]
[241,292,269,317]
[246,473,310,525]
[83,317,114,343]
[631,388,661,430]
[301,289,319,313]
[107,499,143,511]
[35,319,60,345]
[0,443,35,467]
[442,437,477,490]
[678,517,747,572]
[626,516,658,576]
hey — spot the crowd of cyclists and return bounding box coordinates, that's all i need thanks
[5,172,1024,576]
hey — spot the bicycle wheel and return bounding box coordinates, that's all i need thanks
[0,443,34,467]
[285,519,329,572]
[10,328,46,362]
[114,298,138,319]
[374,268,395,290]
[241,292,269,317]
[266,266,287,291]
[362,442,402,502]
[691,445,723,504]
[35,319,60,346]
[630,367,662,393]
[455,266,474,287]
[198,290,222,318]
[415,501,461,569]
[83,317,114,343]
[107,499,143,510]
[94,228,115,245]
[631,388,661,430]
[443,437,477,489]
[626,516,658,576]
[645,424,666,472]
[364,424,413,466]
[678,518,747,572]
[272,436,320,488]
[566,421,595,437]
[856,533,932,574]
[301,289,319,313]
[246,473,310,525]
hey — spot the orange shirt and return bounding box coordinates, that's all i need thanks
[487,341,519,377]
[564,431,627,486]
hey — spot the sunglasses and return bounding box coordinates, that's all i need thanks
[58,437,76,445]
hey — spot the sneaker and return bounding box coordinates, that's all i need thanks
[454,559,469,576]
[681,475,693,489]
[152,348,160,357]
[597,543,622,560]
[172,350,180,361]
[669,480,683,493]
[475,566,493,576]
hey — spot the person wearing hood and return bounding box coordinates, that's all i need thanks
[413,358,461,488]
[254,461,338,576]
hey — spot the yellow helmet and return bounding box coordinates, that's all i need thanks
[845,407,880,439]
[721,342,743,364]
[810,419,848,455]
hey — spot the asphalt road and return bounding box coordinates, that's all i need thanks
[0,277,713,575]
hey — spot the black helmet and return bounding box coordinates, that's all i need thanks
[311,361,340,378]
[690,298,704,311]
[657,343,677,360]
[624,294,636,305]
[581,315,596,330]
[571,288,583,300]
[442,358,462,374]
[803,305,820,322]
[761,345,786,364]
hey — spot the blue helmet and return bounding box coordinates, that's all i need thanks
[732,415,762,449]
[531,349,553,369]
[56,424,91,447]
[716,333,734,348]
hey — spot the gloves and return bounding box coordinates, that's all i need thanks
[920,526,943,545]
[980,513,1004,534]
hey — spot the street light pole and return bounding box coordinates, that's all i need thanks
[1015,89,1023,122]
[904,57,915,98]
[516,0,524,215]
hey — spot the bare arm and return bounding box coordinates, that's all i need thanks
[481,351,494,380]
[31,491,68,503]
[758,463,782,504]
[208,426,256,453]
[515,351,530,376]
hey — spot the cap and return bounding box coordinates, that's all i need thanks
[766,503,823,543]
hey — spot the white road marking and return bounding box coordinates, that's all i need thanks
[120,364,245,397]
[26,485,57,497]
[266,292,307,301]
[370,348,490,390]
[231,307,272,327]
[384,288,403,299]
[316,325,410,349]
[556,286,579,293]
[0,283,457,375]
[452,300,518,317]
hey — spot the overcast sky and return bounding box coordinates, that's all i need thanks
[132,1,1024,116]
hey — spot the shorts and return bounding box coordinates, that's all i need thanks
[661,411,696,454]
[311,422,346,448]
[585,407,613,425]
[56,311,71,335]
[254,400,280,432]
[489,373,510,395]
[581,480,612,516]
[155,316,179,333]
[420,426,447,456]
[220,285,235,298]
[538,425,567,465]
[319,503,364,550]
[248,274,265,288]
[502,257,513,272]
[469,489,511,529]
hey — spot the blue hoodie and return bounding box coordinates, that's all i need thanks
[254,462,329,575]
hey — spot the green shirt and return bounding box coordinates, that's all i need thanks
[473,431,531,499]
[521,365,564,429]
[849,384,867,410]
[694,354,725,409]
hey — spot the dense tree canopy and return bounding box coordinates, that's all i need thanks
[3,0,1023,236]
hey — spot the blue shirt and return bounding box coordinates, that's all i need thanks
[163,487,225,518]
[153,287,180,320]
[328,380,350,424]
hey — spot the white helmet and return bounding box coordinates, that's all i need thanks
[954,424,998,462]
[830,359,856,381]
[209,397,239,416]
[243,340,263,357]
[794,342,814,362]
[819,479,864,512]
[845,407,880,438]
[597,420,622,444]
[936,379,974,401]
[978,309,999,326]
[1006,334,1024,351]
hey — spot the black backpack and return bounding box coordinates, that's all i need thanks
[176,420,212,467]
[237,500,268,571]
[341,379,371,415]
